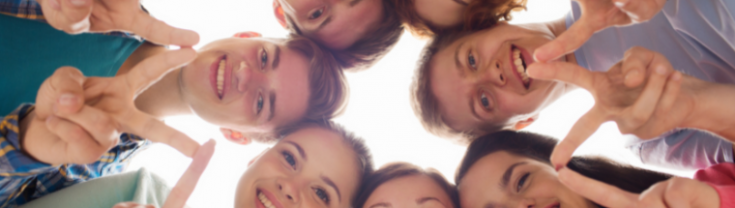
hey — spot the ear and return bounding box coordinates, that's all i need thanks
[513,115,538,130]
[273,0,288,29]
[249,148,270,166]
[220,128,252,145]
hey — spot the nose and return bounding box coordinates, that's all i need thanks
[516,198,535,208]
[477,60,506,87]
[276,178,301,204]
[235,61,266,92]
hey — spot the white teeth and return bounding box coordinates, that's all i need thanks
[258,192,276,208]
[513,48,529,82]
[216,59,225,97]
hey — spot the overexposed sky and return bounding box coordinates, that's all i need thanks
[127,0,695,207]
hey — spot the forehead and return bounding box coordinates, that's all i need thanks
[369,174,453,205]
[313,0,383,49]
[458,152,542,207]
[429,38,475,131]
[271,47,311,127]
[281,127,362,193]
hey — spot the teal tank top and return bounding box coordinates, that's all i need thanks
[0,14,142,115]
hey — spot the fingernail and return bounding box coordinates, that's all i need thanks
[656,65,667,75]
[58,94,77,106]
[69,0,86,6]
[614,0,628,7]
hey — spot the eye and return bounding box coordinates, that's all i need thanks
[309,7,324,19]
[314,187,330,204]
[256,94,264,114]
[282,151,296,168]
[517,173,530,192]
[468,53,477,70]
[260,48,268,69]
[480,93,490,109]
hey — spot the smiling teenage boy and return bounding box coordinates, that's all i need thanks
[411,0,735,170]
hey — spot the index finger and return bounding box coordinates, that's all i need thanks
[163,139,215,208]
[527,62,596,90]
[551,107,607,169]
[129,12,199,46]
[558,168,639,208]
[533,17,597,62]
[124,48,196,95]
[120,110,200,157]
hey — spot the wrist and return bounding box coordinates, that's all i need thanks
[682,76,735,139]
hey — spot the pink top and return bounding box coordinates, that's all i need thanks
[695,163,735,208]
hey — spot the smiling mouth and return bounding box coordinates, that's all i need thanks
[216,56,226,99]
[511,45,531,89]
[257,190,277,208]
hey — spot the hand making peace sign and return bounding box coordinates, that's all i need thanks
[534,0,667,63]
[37,0,199,46]
[25,48,200,165]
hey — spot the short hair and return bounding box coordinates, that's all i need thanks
[279,120,375,202]
[353,162,459,208]
[284,0,404,71]
[410,30,487,143]
[455,131,672,196]
[248,35,348,143]
[392,0,527,38]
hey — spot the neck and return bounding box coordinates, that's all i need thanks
[122,42,192,119]
[134,68,192,119]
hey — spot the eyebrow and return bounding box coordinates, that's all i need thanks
[321,175,342,203]
[316,17,332,32]
[369,203,391,208]
[452,0,468,6]
[272,45,281,70]
[267,91,276,122]
[284,141,306,160]
[500,162,527,188]
[349,0,362,7]
[454,42,466,78]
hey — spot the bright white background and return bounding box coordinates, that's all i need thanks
[127,0,695,207]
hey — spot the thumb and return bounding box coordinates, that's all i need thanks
[533,17,597,62]
[527,62,595,90]
[39,0,93,34]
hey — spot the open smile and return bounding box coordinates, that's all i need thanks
[509,44,533,89]
[210,55,231,100]
[255,189,284,208]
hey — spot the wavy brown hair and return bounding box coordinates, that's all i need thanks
[392,0,527,38]
[354,162,459,208]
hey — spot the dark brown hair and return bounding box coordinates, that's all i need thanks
[354,162,459,208]
[392,0,527,38]
[456,131,672,199]
[248,35,348,143]
[285,0,404,71]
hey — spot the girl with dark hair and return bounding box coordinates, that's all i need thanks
[455,131,733,208]
[355,162,459,208]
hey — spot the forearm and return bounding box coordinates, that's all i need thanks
[683,76,735,142]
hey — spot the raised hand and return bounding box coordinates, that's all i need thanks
[527,47,687,169]
[113,139,216,208]
[24,48,200,165]
[533,0,666,62]
[557,167,720,208]
[37,0,199,46]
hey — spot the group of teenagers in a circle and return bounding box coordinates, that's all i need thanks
[1,0,734,207]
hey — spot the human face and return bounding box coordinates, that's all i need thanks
[278,0,383,49]
[458,151,596,208]
[364,174,455,208]
[234,127,361,208]
[414,0,468,29]
[429,23,571,133]
[180,37,310,134]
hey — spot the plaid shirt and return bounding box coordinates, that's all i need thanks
[0,104,149,207]
[0,0,140,38]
